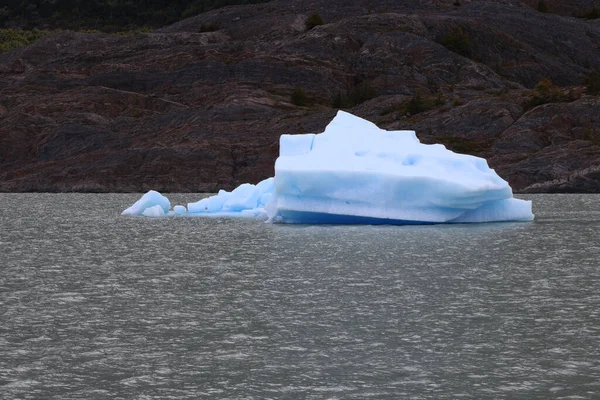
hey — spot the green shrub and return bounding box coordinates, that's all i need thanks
[439,27,471,58]
[583,58,592,69]
[524,78,558,108]
[347,81,377,106]
[115,26,154,35]
[406,92,444,115]
[199,23,220,32]
[0,27,160,54]
[330,81,377,108]
[523,78,578,109]
[534,77,554,93]
[306,13,324,30]
[0,28,51,53]
[182,2,205,19]
[536,0,549,13]
[291,86,309,106]
[331,91,345,109]
[406,92,427,115]
[579,7,600,20]
[378,92,445,117]
[585,70,600,95]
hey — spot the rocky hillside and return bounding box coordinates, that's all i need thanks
[1,0,600,193]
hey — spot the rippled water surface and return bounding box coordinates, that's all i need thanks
[1,194,600,399]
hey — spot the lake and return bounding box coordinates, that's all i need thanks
[1,193,599,399]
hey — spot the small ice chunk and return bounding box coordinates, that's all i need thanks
[186,178,274,215]
[188,190,230,213]
[142,205,166,218]
[122,190,170,216]
[223,183,260,211]
[173,205,187,215]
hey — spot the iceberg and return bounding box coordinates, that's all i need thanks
[173,205,187,216]
[122,111,533,224]
[122,190,170,216]
[142,204,166,218]
[185,178,273,218]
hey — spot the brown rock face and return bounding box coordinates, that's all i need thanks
[0,0,599,192]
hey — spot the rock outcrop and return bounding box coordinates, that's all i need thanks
[1,0,599,192]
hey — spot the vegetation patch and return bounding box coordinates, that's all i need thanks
[536,0,549,13]
[0,28,51,53]
[0,27,159,53]
[331,81,378,109]
[305,13,324,30]
[578,7,600,20]
[406,92,445,115]
[198,23,220,33]
[291,86,310,106]
[438,27,472,58]
[379,92,445,117]
[585,70,600,95]
[523,78,578,110]
[113,27,155,35]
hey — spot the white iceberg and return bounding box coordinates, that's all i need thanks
[173,205,187,215]
[268,111,533,224]
[185,178,273,218]
[122,111,533,224]
[142,204,166,218]
[121,190,170,216]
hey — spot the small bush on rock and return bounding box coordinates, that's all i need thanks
[536,0,549,13]
[198,23,220,32]
[379,93,445,117]
[407,92,428,115]
[439,27,472,58]
[291,86,309,106]
[0,28,51,53]
[524,78,578,109]
[579,7,600,20]
[406,92,445,115]
[306,13,324,30]
[331,82,377,108]
[585,70,600,95]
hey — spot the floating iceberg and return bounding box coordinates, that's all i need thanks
[122,111,533,224]
[186,178,273,217]
[122,190,170,216]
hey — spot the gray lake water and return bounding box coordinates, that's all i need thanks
[1,193,600,399]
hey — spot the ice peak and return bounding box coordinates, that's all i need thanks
[324,110,380,135]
